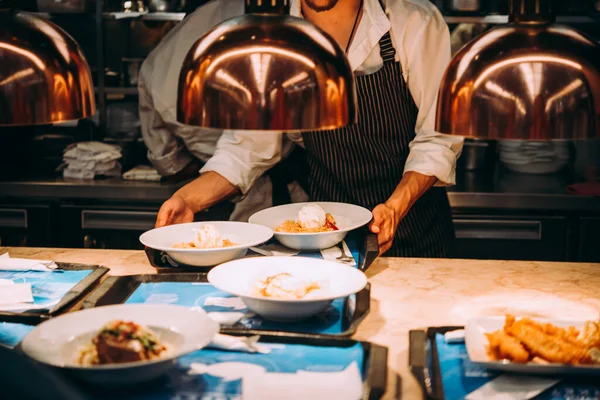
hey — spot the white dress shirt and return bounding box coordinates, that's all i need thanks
[201,0,464,194]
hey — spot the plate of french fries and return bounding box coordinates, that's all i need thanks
[465,315,600,375]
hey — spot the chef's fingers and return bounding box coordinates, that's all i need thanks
[369,205,387,234]
[155,205,173,228]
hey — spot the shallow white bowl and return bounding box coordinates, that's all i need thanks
[207,256,368,321]
[139,221,273,266]
[20,304,219,385]
[248,202,372,250]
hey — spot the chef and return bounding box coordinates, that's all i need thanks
[138,15,309,222]
[155,0,464,257]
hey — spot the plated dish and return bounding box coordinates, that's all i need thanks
[139,221,273,266]
[20,304,219,385]
[249,202,372,251]
[77,320,170,366]
[207,256,367,321]
[465,315,600,375]
[173,224,237,249]
[275,204,338,233]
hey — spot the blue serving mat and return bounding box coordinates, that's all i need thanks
[0,269,93,348]
[435,333,600,400]
[126,282,351,335]
[92,341,365,400]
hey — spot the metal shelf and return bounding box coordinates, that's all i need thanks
[102,12,186,21]
[443,15,596,24]
[95,87,138,96]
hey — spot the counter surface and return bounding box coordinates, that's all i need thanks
[1,168,598,210]
[2,246,599,399]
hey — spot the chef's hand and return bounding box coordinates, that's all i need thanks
[369,203,402,256]
[155,195,194,228]
[369,172,439,256]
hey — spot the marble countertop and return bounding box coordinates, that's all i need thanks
[2,246,600,399]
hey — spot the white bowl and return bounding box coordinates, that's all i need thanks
[20,304,219,386]
[248,202,372,250]
[207,256,368,321]
[139,221,273,266]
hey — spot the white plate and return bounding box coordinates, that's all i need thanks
[248,202,372,251]
[207,256,368,321]
[20,304,219,385]
[465,316,600,376]
[139,221,273,266]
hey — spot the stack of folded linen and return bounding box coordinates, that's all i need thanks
[122,165,162,181]
[62,141,122,179]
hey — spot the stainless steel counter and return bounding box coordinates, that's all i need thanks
[0,169,598,211]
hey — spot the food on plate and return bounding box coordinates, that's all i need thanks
[485,315,600,365]
[173,224,236,249]
[254,272,323,299]
[77,320,169,365]
[275,204,338,233]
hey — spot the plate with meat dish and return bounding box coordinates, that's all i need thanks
[139,221,273,266]
[207,256,368,321]
[20,304,219,385]
[465,315,600,375]
[248,202,372,250]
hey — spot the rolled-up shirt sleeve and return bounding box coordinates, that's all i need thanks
[138,63,193,176]
[403,7,463,186]
[200,131,286,196]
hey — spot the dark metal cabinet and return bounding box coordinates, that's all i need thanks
[59,205,158,250]
[0,204,55,247]
[453,215,570,261]
[578,217,600,262]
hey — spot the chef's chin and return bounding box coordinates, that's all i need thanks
[304,0,340,12]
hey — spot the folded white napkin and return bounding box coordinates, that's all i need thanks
[466,375,560,400]
[63,141,122,163]
[0,253,57,271]
[188,360,362,399]
[0,282,33,305]
[242,361,363,400]
[123,165,162,181]
[320,241,356,266]
[206,334,271,354]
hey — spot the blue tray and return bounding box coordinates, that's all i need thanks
[0,262,108,326]
[145,229,379,272]
[409,327,600,400]
[83,336,387,400]
[82,274,370,338]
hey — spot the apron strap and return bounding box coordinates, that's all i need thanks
[379,31,396,64]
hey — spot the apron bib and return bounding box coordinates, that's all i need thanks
[302,31,456,257]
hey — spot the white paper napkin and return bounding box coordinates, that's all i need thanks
[0,282,33,305]
[206,334,271,354]
[320,241,356,266]
[242,361,363,400]
[466,375,560,400]
[0,253,57,271]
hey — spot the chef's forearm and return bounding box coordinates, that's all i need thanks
[172,171,240,214]
[385,171,437,219]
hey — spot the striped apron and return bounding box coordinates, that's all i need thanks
[302,31,456,258]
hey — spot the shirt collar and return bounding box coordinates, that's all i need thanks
[289,0,391,71]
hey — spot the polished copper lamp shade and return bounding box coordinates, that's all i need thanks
[436,0,600,140]
[177,1,357,131]
[0,9,95,126]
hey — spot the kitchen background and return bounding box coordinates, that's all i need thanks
[0,0,599,262]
